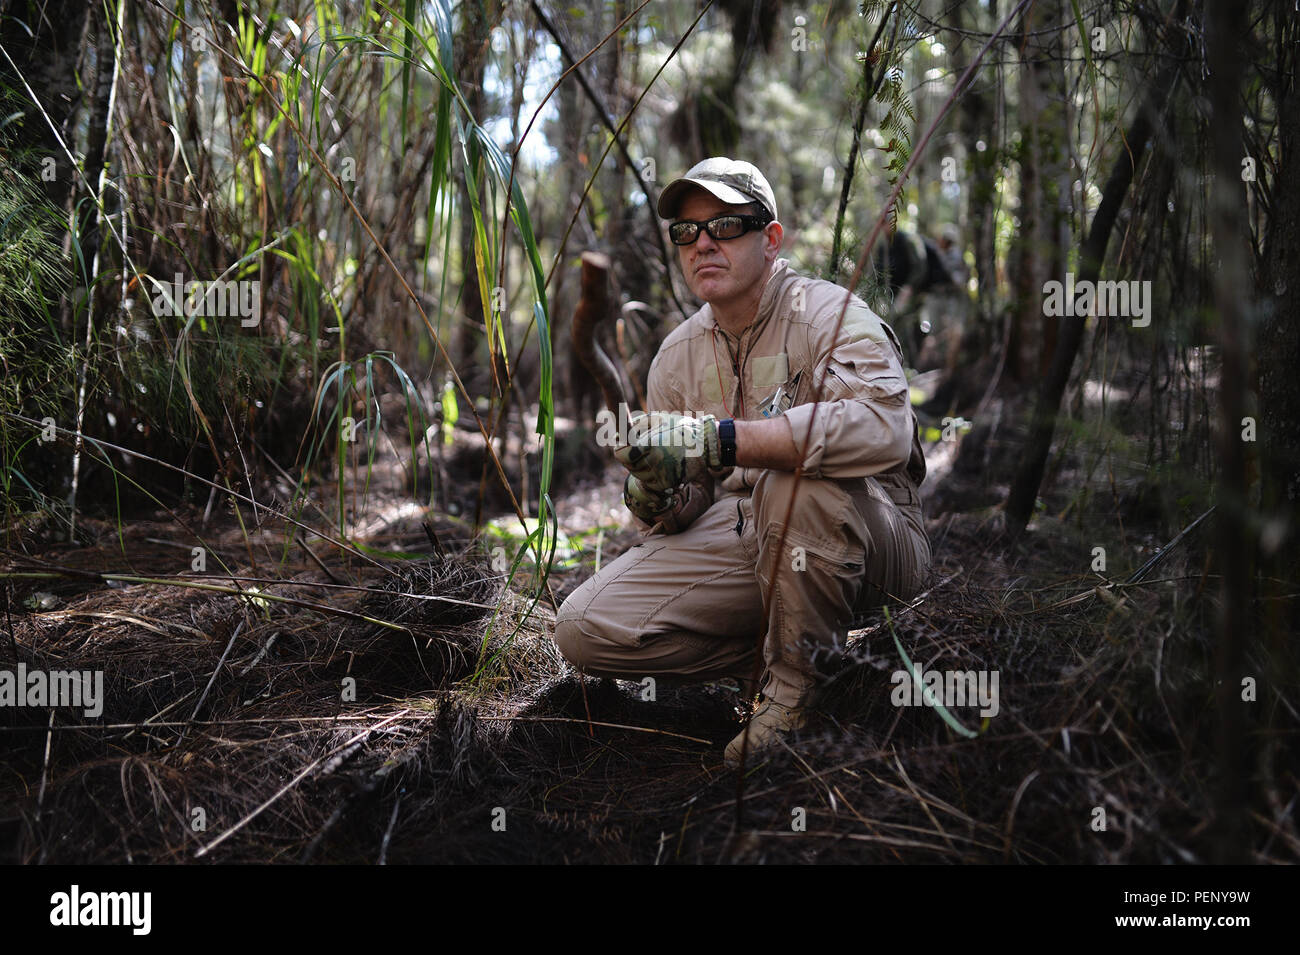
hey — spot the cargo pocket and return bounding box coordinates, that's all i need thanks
[735,495,758,563]
[823,357,907,406]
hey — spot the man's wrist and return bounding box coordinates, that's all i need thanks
[730,417,801,471]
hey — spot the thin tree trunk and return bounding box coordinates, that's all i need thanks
[1037,0,1068,379]
[452,0,490,388]
[69,0,124,541]
[1207,0,1254,865]
[955,0,999,335]
[1253,0,1300,863]
[1008,1,1046,383]
[1255,13,1300,607]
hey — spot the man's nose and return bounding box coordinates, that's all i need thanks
[692,227,719,254]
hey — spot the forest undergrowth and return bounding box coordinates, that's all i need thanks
[2,381,1292,865]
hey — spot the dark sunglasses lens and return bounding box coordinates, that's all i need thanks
[669,222,698,245]
[710,216,745,239]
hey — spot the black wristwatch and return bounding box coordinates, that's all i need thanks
[718,418,737,468]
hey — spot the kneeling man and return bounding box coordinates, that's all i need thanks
[555,158,932,768]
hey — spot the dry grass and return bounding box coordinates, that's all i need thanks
[0,462,1295,865]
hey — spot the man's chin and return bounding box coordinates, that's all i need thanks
[692,273,728,298]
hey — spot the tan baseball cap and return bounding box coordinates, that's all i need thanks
[657,157,778,222]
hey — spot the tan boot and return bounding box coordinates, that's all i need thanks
[724,699,806,769]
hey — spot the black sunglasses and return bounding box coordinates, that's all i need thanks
[668,213,771,246]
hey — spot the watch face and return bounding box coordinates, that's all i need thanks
[719,419,737,466]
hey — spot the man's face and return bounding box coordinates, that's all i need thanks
[673,189,781,309]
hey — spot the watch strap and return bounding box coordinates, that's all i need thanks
[718,418,737,468]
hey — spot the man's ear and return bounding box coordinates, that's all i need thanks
[764,220,784,259]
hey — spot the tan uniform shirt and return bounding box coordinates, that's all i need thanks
[647,258,927,498]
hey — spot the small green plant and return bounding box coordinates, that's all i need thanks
[305,351,434,536]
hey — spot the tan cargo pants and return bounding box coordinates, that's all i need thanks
[554,470,931,707]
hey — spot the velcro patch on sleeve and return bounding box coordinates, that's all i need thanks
[842,304,890,345]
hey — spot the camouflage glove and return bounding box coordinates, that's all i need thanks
[623,473,674,524]
[623,473,715,535]
[613,412,723,493]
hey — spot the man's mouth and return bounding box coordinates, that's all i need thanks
[695,263,723,276]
